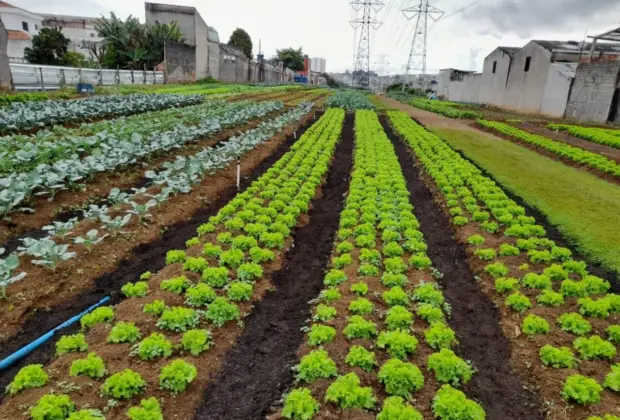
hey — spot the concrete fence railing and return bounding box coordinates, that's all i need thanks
[10,63,165,91]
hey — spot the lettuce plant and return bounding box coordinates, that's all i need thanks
[573,335,617,360]
[378,359,424,398]
[295,349,338,383]
[557,313,591,335]
[121,281,149,298]
[539,344,575,368]
[324,373,376,409]
[343,316,377,339]
[6,364,48,395]
[282,388,319,420]
[377,396,423,420]
[132,333,173,361]
[561,375,602,405]
[425,323,457,350]
[522,314,550,336]
[427,349,474,387]
[56,333,88,355]
[185,283,217,307]
[345,345,377,372]
[70,353,106,379]
[377,331,418,359]
[143,299,166,316]
[30,394,75,420]
[127,397,163,420]
[159,359,197,395]
[205,297,240,327]
[385,305,413,331]
[101,369,146,399]
[432,385,485,420]
[108,322,141,344]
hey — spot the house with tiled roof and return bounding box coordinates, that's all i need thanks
[0,1,42,60]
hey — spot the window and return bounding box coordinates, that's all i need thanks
[524,56,532,72]
[22,21,29,32]
[492,61,497,74]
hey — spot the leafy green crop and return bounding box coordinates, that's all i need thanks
[521,314,550,336]
[427,349,474,387]
[345,345,377,372]
[573,335,617,360]
[557,313,592,335]
[205,297,240,327]
[343,315,377,339]
[81,306,114,330]
[6,364,48,395]
[282,388,320,420]
[108,321,141,344]
[377,331,418,359]
[127,397,163,420]
[101,369,146,399]
[56,333,88,356]
[30,394,75,420]
[539,344,575,368]
[295,349,338,383]
[181,329,212,356]
[121,281,149,298]
[70,353,106,379]
[432,385,485,420]
[324,373,376,409]
[132,332,173,360]
[561,375,603,405]
[425,323,457,350]
[378,359,424,398]
[159,359,197,395]
[157,307,199,332]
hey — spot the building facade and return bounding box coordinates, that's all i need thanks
[40,14,102,59]
[479,47,517,106]
[310,57,326,73]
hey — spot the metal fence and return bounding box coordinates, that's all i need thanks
[9,63,165,91]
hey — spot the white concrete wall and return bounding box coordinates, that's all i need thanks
[480,48,512,106]
[0,9,41,34]
[7,39,30,59]
[541,66,572,118]
[503,41,552,113]
[193,14,209,79]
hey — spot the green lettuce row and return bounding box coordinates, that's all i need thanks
[548,123,620,149]
[388,110,620,409]
[283,110,483,420]
[479,120,620,177]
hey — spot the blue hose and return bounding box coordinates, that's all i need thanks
[0,296,110,371]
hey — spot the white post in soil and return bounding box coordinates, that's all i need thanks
[236,158,241,191]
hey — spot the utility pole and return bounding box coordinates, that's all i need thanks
[350,0,384,88]
[401,0,443,92]
[374,54,389,92]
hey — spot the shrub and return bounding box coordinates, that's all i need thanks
[485,262,509,278]
[345,345,377,372]
[539,344,575,368]
[377,331,418,359]
[350,282,369,296]
[107,322,141,344]
[324,372,375,409]
[307,324,336,346]
[349,298,374,315]
[377,396,424,420]
[121,281,149,298]
[160,276,190,294]
[522,314,550,336]
[385,306,413,331]
[30,394,75,420]
[505,292,531,313]
[495,277,520,294]
[132,333,173,360]
[344,316,378,339]
[6,364,48,395]
[427,349,474,387]
[561,375,602,405]
[81,306,114,330]
[158,359,197,395]
[205,297,240,327]
[432,385,485,420]
[201,267,230,288]
[185,283,217,307]
[127,398,163,420]
[557,313,591,335]
[181,329,212,356]
[101,369,146,399]
[383,286,409,307]
[70,353,106,379]
[56,333,88,356]
[143,299,166,316]
[573,335,617,360]
[536,290,565,307]
[378,359,424,398]
[425,323,457,350]
[282,388,320,420]
[157,307,199,332]
[296,349,338,383]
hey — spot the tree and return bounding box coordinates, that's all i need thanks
[276,47,305,71]
[228,28,252,59]
[95,12,184,69]
[24,27,69,65]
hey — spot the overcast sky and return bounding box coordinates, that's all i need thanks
[12,0,620,74]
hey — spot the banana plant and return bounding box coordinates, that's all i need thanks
[0,248,27,299]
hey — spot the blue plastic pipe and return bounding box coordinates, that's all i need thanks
[0,296,110,371]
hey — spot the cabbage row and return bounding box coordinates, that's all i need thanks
[389,110,620,416]
[3,109,345,419]
[0,93,204,132]
[281,110,484,420]
[548,123,620,149]
[325,90,375,111]
[0,100,284,217]
[2,103,313,295]
[479,120,620,177]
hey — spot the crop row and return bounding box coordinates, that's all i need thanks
[325,90,376,111]
[397,95,482,119]
[0,94,204,133]
[548,123,620,149]
[0,100,285,217]
[281,110,484,420]
[388,110,620,418]
[479,120,620,178]
[1,109,345,419]
[1,103,313,298]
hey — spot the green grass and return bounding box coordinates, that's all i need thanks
[433,127,620,276]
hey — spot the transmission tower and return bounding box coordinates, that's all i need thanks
[401,0,443,92]
[350,0,384,88]
[373,54,389,92]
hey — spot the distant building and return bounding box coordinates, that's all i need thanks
[310,57,326,73]
[40,14,103,59]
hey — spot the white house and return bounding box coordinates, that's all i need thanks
[40,14,103,59]
[0,1,42,61]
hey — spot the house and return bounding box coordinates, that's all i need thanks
[479,47,519,107]
[40,14,103,59]
[0,1,42,61]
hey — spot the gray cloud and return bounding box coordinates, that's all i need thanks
[464,0,620,38]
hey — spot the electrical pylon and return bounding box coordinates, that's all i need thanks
[401,0,443,92]
[350,0,384,88]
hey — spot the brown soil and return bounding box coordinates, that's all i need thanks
[475,123,620,187]
[194,114,354,420]
[0,112,317,352]
[0,110,287,249]
[382,115,543,419]
[387,114,620,419]
[516,123,620,164]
